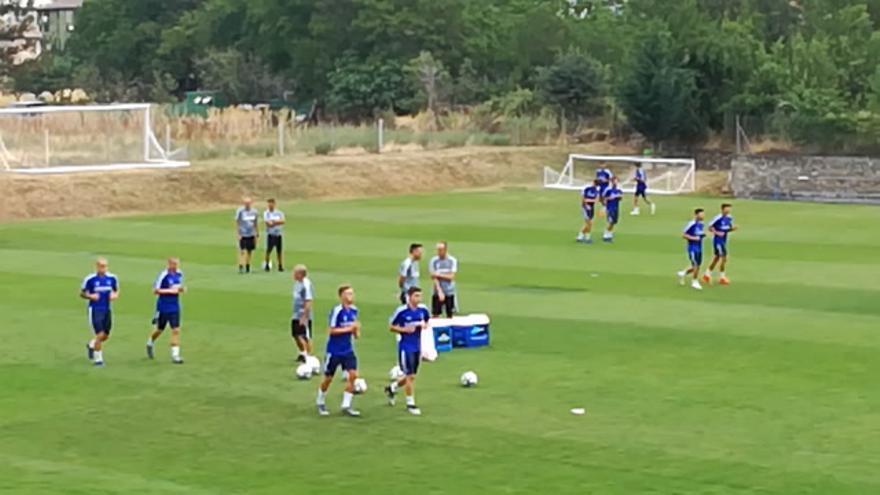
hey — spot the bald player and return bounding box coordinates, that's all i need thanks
[146,257,186,364]
[234,197,260,274]
[81,257,119,366]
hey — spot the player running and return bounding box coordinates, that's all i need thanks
[81,257,119,366]
[398,243,423,304]
[703,203,737,285]
[234,197,260,274]
[316,284,362,417]
[263,198,285,272]
[146,257,186,364]
[291,264,314,363]
[678,209,706,290]
[602,176,623,243]
[384,287,431,416]
[429,241,458,317]
[596,164,612,200]
[576,180,600,244]
[631,162,655,215]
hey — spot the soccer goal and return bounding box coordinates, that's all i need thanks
[544,154,696,195]
[0,103,189,174]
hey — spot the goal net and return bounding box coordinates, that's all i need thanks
[544,154,696,195]
[0,104,189,174]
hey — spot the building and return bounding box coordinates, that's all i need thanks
[0,0,82,64]
[34,0,83,51]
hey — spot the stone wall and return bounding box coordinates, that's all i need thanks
[731,155,880,204]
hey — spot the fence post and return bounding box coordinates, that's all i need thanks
[378,118,384,153]
[735,115,742,155]
[44,129,50,167]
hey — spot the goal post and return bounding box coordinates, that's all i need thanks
[544,154,696,195]
[0,103,189,174]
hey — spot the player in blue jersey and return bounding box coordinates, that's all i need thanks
[703,203,737,285]
[80,257,119,366]
[678,209,706,290]
[384,286,431,416]
[602,176,623,242]
[316,284,362,417]
[146,257,186,364]
[630,162,655,215]
[596,165,612,197]
[576,180,601,244]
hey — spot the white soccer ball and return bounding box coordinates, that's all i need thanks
[295,363,312,380]
[389,365,405,381]
[305,355,321,375]
[353,377,368,394]
[460,371,478,387]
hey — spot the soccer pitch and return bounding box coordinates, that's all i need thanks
[1,190,879,494]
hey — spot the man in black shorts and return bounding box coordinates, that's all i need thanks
[234,197,259,274]
[263,198,285,272]
[429,241,458,317]
[291,264,314,362]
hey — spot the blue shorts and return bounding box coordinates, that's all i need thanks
[688,249,703,266]
[324,352,357,376]
[89,308,112,334]
[607,207,619,225]
[714,238,728,257]
[598,182,610,195]
[582,205,595,220]
[636,183,647,197]
[398,350,421,376]
[153,311,181,331]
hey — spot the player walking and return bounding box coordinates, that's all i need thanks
[81,257,119,366]
[602,176,623,243]
[316,284,362,417]
[576,180,600,244]
[263,198,285,272]
[631,162,655,215]
[398,243,423,304]
[429,241,458,317]
[146,257,185,364]
[678,209,706,290]
[384,287,431,416]
[703,203,737,285]
[234,197,260,274]
[291,264,314,363]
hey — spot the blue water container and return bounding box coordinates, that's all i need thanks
[431,318,454,352]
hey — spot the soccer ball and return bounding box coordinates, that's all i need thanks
[305,355,321,375]
[389,365,405,381]
[353,377,368,394]
[295,363,312,380]
[460,371,478,387]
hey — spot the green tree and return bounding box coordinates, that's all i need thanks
[326,56,409,121]
[195,48,289,103]
[618,29,704,143]
[535,49,604,125]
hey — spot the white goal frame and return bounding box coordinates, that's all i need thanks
[544,154,696,195]
[0,103,190,174]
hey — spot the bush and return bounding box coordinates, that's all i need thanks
[314,142,335,155]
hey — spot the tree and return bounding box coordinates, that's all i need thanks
[195,48,289,104]
[535,48,604,126]
[326,56,409,122]
[0,0,35,84]
[618,29,704,143]
[406,51,451,115]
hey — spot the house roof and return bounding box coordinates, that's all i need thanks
[34,0,84,10]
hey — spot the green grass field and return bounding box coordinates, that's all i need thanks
[1,190,879,494]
